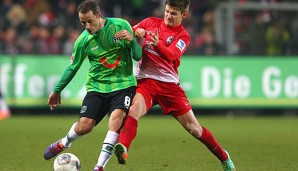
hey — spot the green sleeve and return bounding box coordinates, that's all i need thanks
[53,66,77,94]
[130,37,142,61]
[123,20,142,61]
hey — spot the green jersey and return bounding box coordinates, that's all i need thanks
[53,18,142,94]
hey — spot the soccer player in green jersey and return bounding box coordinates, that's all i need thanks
[43,1,142,171]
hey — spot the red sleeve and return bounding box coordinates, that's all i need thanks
[132,17,151,32]
[155,35,190,62]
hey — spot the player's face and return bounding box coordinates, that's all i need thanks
[79,10,101,34]
[164,5,188,27]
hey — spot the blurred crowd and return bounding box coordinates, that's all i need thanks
[0,0,297,56]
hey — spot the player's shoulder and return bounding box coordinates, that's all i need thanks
[107,17,130,26]
[74,30,91,46]
[180,26,191,38]
[143,17,163,23]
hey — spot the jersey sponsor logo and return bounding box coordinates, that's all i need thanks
[91,46,98,51]
[175,39,186,52]
[166,36,174,44]
[80,106,87,113]
[99,55,121,69]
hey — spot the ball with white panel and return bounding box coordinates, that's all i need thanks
[53,153,81,171]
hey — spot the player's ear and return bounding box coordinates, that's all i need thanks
[182,11,188,19]
[97,12,102,18]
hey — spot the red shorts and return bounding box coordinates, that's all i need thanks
[136,78,192,116]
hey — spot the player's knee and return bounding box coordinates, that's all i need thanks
[128,102,143,119]
[186,122,202,138]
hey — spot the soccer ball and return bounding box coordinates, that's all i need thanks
[53,153,81,171]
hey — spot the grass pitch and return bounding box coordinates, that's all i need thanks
[0,114,297,171]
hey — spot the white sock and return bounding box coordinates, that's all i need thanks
[61,122,82,147]
[96,130,119,168]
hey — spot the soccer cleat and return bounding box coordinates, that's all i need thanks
[44,139,68,160]
[221,150,236,171]
[114,143,128,164]
[93,165,104,171]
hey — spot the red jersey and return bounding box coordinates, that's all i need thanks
[133,17,190,84]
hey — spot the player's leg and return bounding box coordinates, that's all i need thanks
[175,110,235,171]
[94,87,135,170]
[114,92,148,164]
[94,110,124,170]
[160,82,235,170]
[44,117,95,160]
[44,92,104,160]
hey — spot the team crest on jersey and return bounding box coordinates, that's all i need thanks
[113,36,121,43]
[175,39,186,52]
[166,36,174,44]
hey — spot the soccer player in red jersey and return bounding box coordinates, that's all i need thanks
[114,0,236,170]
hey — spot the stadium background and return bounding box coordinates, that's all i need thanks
[1,0,298,171]
[0,0,297,115]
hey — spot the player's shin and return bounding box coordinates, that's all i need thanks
[119,115,138,150]
[61,122,82,147]
[95,131,119,168]
[199,127,228,162]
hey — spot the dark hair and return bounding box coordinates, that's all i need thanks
[165,0,190,12]
[77,0,100,15]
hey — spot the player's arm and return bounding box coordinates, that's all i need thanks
[48,36,87,110]
[129,36,142,61]
[125,20,142,61]
[53,39,86,94]
[48,66,77,110]
[132,17,149,39]
[149,28,190,62]
[53,66,77,94]
[114,21,142,61]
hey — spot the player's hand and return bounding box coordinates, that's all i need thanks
[134,28,146,39]
[114,30,133,42]
[48,92,61,110]
[147,28,159,47]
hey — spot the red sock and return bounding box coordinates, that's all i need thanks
[199,127,228,161]
[119,116,138,151]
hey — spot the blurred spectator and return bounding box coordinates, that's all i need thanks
[243,12,268,55]
[24,0,51,26]
[289,16,298,55]
[0,0,297,56]
[49,25,66,54]
[5,2,27,32]
[0,0,13,31]
[266,21,290,56]
[20,24,40,54]
[0,27,20,54]
[37,26,52,54]
[62,28,80,54]
[195,27,224,55]
[55,1,82,32]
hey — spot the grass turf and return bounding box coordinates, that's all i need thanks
[0,114,297,171]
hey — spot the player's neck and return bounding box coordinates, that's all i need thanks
[99,18,107,30]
